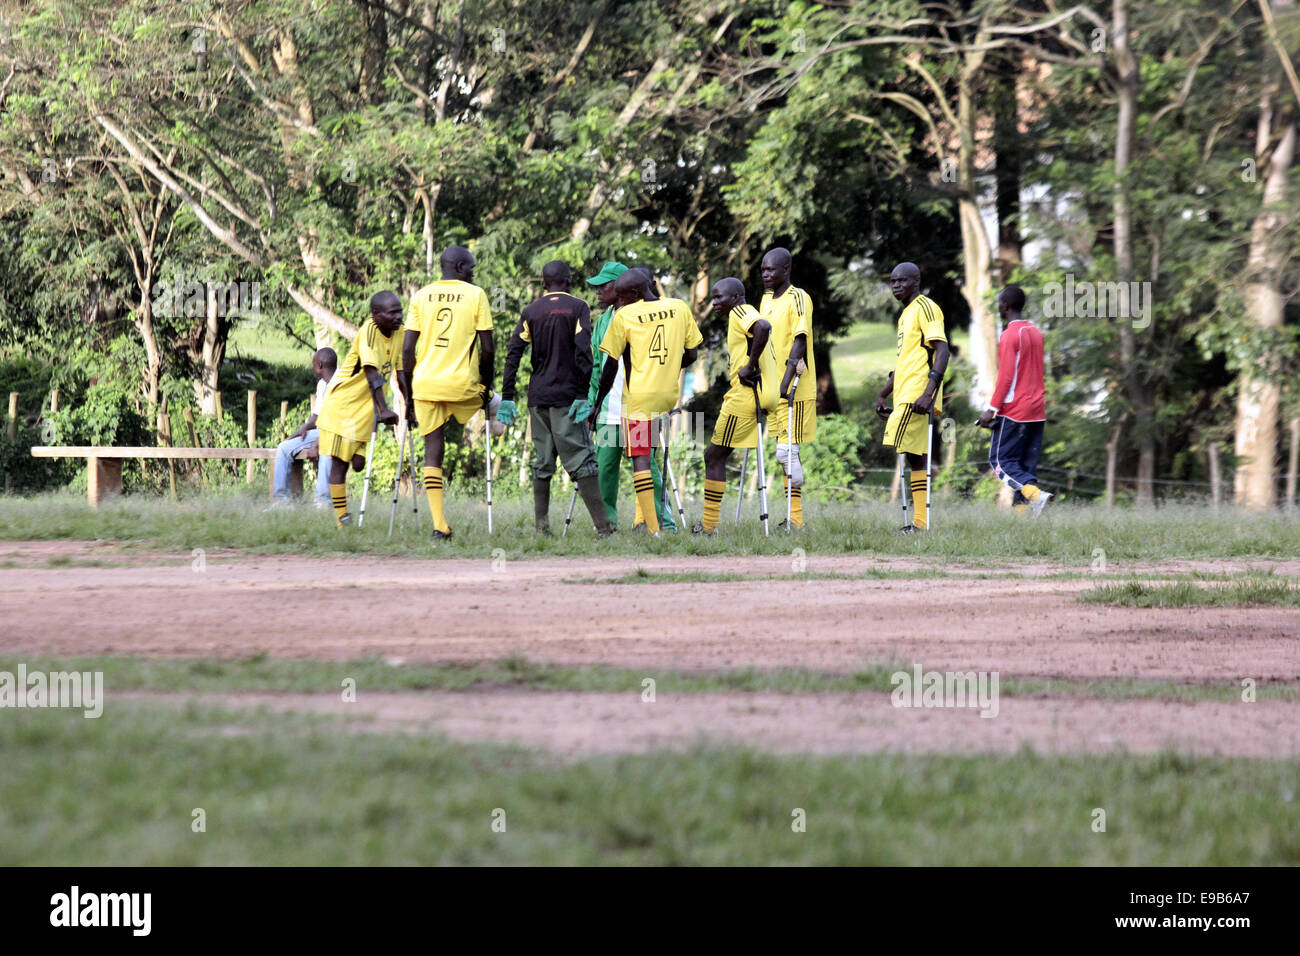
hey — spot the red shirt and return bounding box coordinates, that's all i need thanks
[988,319,1045,422]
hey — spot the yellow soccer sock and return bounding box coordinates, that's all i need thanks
[423,466,449,533]
[330,483,348,528]
[1021,484,1042,501]
[702,478,725,532]
[783,476,804,527]
[910,471,928,530]
[633,495,644,527]
[633,469,660,534]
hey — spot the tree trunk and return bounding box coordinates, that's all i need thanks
[1234,50,1296,509]
[1113,0,1155,505]
[992,52,1023,284]
[136,294,163,413]
[956,52,999,408]
[194,285,228,416]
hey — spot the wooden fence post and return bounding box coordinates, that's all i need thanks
[280,400,289,428]
[158,395,177,499]
[49,387,59,413]
[5,392,16,494]
[1287,418,1299,511]
[1207,442,1222,510]
[246,390,257,483]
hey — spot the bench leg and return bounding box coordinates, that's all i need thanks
[87,456,123,507]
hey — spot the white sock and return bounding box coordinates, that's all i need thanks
[777,443,804,488]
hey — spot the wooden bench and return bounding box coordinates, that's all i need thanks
[30,446,316,507]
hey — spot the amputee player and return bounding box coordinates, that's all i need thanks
[498,260,612,536]
[399,245,495,541]
[761,247,817,529]
[874,261,949,534]
[315,292,403,528]
[692,277,777,535]
[575,261,675,532]
[590,269,702,537]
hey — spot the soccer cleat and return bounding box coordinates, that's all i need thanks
[893,524,919,536]
[431,528,454,541]
[597,526,618,539]
[338,513,353,527]
[632,522,647,533]
[1031,491,1053,517]
[691,521,717,536]
[776,519,804,532]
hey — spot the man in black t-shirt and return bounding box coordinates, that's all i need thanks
[499,260,613,536]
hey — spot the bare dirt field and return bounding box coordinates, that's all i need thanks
[3,541,1297,758]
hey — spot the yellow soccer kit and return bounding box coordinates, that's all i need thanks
[712,303,779,450]
[762,286,817,443]
[405,279,495,434]
[316,318,403,449]
[599,297,703,421]
[883,294,946,455]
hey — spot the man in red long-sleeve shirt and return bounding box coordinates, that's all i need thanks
[977,286,1051,516]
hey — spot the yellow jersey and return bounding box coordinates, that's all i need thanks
[893,294,946,410]
[316,318,403,442]
[760,286,816,403]
[405,279,494,402]
[722,302,779,415]
[599,297,703,421]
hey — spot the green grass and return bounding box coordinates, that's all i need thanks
[3,491,1300,564]
[1082,577,1300,607]
[2,703,1296,864]
[5,654,1296,702]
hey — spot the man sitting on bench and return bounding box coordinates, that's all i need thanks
[270,347,337,508]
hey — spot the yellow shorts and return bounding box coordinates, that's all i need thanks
[415,397,483,436]
[883,403,934,456]
[319,429,367,464]
[774,399,816,443]
[711,411,759,450]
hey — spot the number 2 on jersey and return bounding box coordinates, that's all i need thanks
[434,307,452,348]
[648,323,667,365]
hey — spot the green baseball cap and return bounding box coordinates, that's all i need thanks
[586,261,628,286]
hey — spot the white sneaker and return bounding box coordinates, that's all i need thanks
[1031,491,1053,517]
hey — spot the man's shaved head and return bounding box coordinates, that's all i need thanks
[440,245,476,281]
[889,262,921,304]
[710,277,746,318]
[761,247,792,292]
[369,290,403,334]
[613,268,650,307]
[541,260,571,288]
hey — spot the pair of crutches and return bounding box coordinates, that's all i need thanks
[733,380,791,535]
[377,404,496,537]
[560,411,688,537]
[897,407,935,531]
[731,385,773,535]
[384,416,422,537]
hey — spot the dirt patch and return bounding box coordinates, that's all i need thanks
[121,689,1300,759]
[1,548,1295,682]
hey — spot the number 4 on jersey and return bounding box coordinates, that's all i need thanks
[649,324,667,365]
